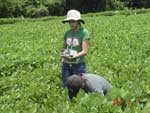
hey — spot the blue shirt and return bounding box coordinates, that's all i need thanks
[83,74,112,96]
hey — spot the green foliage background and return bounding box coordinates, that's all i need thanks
[0,0,150,18]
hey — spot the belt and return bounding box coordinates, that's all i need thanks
[63,61,78,64]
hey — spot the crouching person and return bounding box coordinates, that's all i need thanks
[66,73,112,100]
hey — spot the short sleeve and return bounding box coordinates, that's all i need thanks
[63,31,68,48]
[83,29,90,40]
[64,31,68,41]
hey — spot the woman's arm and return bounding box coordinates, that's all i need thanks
[62,40,89,59]
[72,40,89,59]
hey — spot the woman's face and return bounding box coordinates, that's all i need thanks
[69,20,79,30]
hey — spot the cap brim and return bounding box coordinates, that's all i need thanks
[62,19,85,24]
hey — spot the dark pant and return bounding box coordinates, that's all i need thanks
[61,62,87,87]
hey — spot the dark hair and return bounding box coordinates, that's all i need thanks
[62,19,84,24]
[78,20,84,24]
[66,75,83,99]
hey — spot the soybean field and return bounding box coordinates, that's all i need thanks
[0,13,150,113]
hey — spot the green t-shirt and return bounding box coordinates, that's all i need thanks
[64,27,90,63]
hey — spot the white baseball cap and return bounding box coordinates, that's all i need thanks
[62,10,84,24]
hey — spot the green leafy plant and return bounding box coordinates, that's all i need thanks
[0,13,150,112]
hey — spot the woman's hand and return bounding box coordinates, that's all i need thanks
[62,55,74,60]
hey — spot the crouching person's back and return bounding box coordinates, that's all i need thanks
[66,73,112,100]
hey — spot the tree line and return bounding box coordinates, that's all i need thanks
[0,0,150,18]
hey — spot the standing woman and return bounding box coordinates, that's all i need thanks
[61,10,90,87]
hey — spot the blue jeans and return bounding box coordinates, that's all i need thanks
[61,62,87,87]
